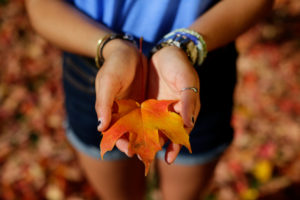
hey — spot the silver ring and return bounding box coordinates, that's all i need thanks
[181,87,198,93]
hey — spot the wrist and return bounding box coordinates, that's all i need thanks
[95,33,137,68]
[151,45,195,74]
[102,39,136,59]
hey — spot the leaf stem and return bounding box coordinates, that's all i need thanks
[139,37,146,101]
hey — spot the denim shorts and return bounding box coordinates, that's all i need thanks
[62,43,237,165]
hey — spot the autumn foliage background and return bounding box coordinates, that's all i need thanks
[0,0,300,199]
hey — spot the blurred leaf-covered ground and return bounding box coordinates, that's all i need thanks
[0,0,299,199]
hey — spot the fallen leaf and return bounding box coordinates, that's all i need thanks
[252,160,273,183]
[240,188,259,200]
[100,99,192,175]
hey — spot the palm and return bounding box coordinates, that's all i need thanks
[148,46,200,121]
[147,46,201,163]
[116,54,148,103]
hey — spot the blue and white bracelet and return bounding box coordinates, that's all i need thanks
[151,28,207,66]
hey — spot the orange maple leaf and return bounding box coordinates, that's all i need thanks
[100,99,192,175]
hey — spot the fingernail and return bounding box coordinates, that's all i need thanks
[167,155,173,164]
[137,154,142,160]
[97,118,102,131]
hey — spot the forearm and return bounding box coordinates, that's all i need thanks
[189,0,274,51]
[25,0,111,57]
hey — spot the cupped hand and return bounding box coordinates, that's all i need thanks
[147,46,201,164]
[95,39,147,157]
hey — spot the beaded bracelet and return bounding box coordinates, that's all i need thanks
[95,33,136,68]
[151,28,207,66]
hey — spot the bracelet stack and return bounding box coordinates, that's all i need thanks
[95,33,136,68]
[151,28,207,66]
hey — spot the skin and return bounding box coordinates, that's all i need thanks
[26,0,274,199]
[76,151,145,200]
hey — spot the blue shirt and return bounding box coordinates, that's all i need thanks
[67,0,218,53]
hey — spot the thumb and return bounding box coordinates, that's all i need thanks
[95,69,120,132]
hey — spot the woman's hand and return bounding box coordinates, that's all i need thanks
[148,46,201,164]
[95,39,147,156]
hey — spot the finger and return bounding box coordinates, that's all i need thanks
[116,137,134,157]
[165,143,182,164]
[95,67,120,132]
